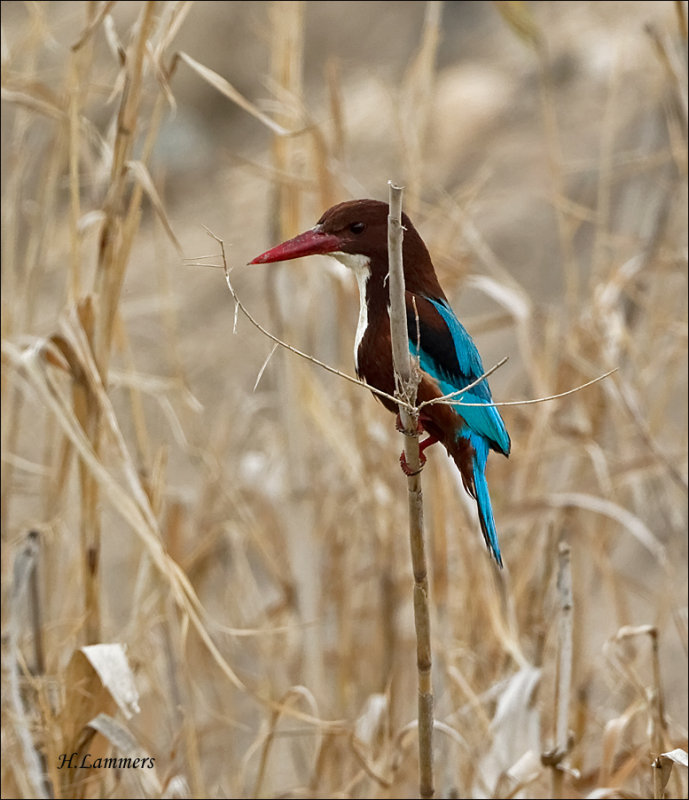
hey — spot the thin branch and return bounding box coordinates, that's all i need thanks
[207,229,410,411]
[421,367,619,410]
[417,356,509,408]
[253,343,279,392]
[204,229,617,414]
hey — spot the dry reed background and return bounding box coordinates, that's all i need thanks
[1,1,687,798]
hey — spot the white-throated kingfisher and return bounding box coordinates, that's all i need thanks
[250,199,511,567]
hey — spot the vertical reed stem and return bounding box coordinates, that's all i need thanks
[555,542,573,753]
[549,541,574,797]
[388,182,434,798]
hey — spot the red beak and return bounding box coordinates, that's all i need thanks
[249,228,341,264]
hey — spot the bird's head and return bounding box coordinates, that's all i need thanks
[250,199,390,268]
[249,199,439,295]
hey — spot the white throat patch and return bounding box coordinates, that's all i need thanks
[331,252,371,370]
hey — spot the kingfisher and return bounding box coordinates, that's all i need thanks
[250,199,511,566]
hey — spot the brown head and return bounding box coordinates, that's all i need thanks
[249,199,445,299]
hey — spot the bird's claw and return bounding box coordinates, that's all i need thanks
[399,450,426,476]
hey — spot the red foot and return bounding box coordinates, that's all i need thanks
[400,450,427,476]
[398,434,439,476]
[419,434,439,456]
[395,413,426,436]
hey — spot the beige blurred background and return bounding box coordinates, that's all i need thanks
[2,2,687,798]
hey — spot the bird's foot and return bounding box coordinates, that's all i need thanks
[398,431,439,476]
[399,449,427,476]
[419,433,439,456]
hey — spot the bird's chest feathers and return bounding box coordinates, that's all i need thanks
[331,252,376,372]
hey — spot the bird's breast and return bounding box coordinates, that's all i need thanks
[331,251,372,372]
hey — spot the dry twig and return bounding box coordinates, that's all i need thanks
[387,182,435,799]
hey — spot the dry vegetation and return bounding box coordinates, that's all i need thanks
[1,1,687,798]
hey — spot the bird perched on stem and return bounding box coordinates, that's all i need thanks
[250,199,510,567]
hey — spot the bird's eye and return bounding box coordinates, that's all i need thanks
[349,222,365,234]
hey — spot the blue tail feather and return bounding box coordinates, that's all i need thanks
[466,433,503,567]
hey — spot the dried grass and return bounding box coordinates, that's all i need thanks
[1,2,687,798]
